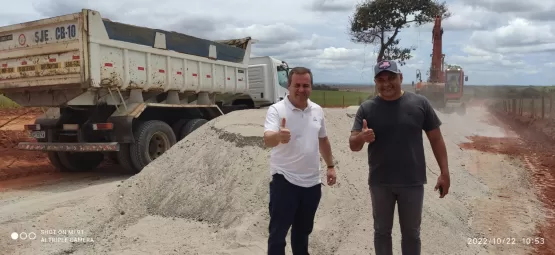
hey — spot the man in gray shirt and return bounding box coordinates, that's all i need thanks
[349,60,450,255]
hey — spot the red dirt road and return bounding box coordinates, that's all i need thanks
[0,108,59,186]
[459,108,555,255]
[0,108,121,191]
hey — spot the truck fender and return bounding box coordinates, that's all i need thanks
[107,116,135,143]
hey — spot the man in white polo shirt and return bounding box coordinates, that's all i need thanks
[263,66,336,255]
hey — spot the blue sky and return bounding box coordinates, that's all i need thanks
[2,0,554,86]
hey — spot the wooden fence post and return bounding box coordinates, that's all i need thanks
[512,98,516,114]
[549,93,555,118]
[342,95,345,108]
[531,99,535,118]
[520,98,523,115]
[541,94,545,119]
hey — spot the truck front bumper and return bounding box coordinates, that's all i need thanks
[17,142,119,152]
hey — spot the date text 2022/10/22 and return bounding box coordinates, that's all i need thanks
[467,237,545,246]
[34,24,77,43]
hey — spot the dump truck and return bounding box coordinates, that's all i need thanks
[0,9,290,173]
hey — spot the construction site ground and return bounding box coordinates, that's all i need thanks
[0,100,553,255]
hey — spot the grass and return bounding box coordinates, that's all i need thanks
[310,90,372,107]
[0,95,19,108]
[0,90,372,109]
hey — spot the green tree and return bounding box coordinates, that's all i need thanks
[349,0,451,66]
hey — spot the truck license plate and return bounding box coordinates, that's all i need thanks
[30,131,45,139]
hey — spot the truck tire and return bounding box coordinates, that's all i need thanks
[172,119,190,140]
[180,118,208,138]
[47,152,73,172]
[130,120,177,171]
[57,152,105,172]
[116,143,138,174]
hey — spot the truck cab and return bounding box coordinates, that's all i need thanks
[216,56,289,109]
[444,65,469,114]
[444,65,468,100]
[247,56,289,107]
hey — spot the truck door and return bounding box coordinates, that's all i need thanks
[275,64,288,101]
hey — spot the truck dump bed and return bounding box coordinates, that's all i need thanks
[0,9,252,107]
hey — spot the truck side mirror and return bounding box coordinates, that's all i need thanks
[465,76,468,81]
[416,73,420,79]
[412,81,415,86]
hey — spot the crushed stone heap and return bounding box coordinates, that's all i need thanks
[7,107,524,255]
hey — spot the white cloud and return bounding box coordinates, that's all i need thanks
[470,18,555,54]
[405,59,425,70]
[461,0,555,21]
[320,47,365,61]
[307,0,357,12]
[441,3,503,31]
[461,0,547,13]
[0,0,552,85]
[447,46,528,73]
[225,24,300,43]
[314,47,372,69]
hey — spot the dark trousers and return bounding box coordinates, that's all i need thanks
[268,174,322,255]
[370,185,424,255]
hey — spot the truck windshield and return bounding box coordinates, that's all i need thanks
[445,72,460,93]
[277,68,288,88]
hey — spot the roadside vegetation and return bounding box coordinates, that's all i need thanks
[0,95,19,108]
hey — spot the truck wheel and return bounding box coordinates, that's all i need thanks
[180,118,208,138]
[57,152,105,172]
[172,119,190,140]
[130,120,177,171]
[47,152,73,172]
[116,143,138,174]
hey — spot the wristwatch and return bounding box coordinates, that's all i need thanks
[327,165,334,169]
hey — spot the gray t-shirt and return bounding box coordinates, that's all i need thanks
[351,91,442,186]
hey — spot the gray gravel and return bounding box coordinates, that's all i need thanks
[0,106,545,255]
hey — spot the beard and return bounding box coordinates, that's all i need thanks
[379,85,397,96]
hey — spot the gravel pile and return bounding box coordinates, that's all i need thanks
[5,106,543,255]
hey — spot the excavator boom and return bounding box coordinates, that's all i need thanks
[430,16,444,83]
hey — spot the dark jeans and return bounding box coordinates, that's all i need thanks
[370,184,424,255]
[268,174,322,255]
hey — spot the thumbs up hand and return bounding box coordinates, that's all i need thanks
[279,118,291,144]
[360,119,375,143]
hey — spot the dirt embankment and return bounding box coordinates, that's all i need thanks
[458,105,555,255]
[0,108,121,190]
[0,108,59,184]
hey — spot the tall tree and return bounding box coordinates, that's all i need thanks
[349,0,450,66]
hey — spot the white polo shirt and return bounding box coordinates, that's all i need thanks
[263,96,327,188]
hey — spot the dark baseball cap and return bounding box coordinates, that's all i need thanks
[374,60,401,78]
